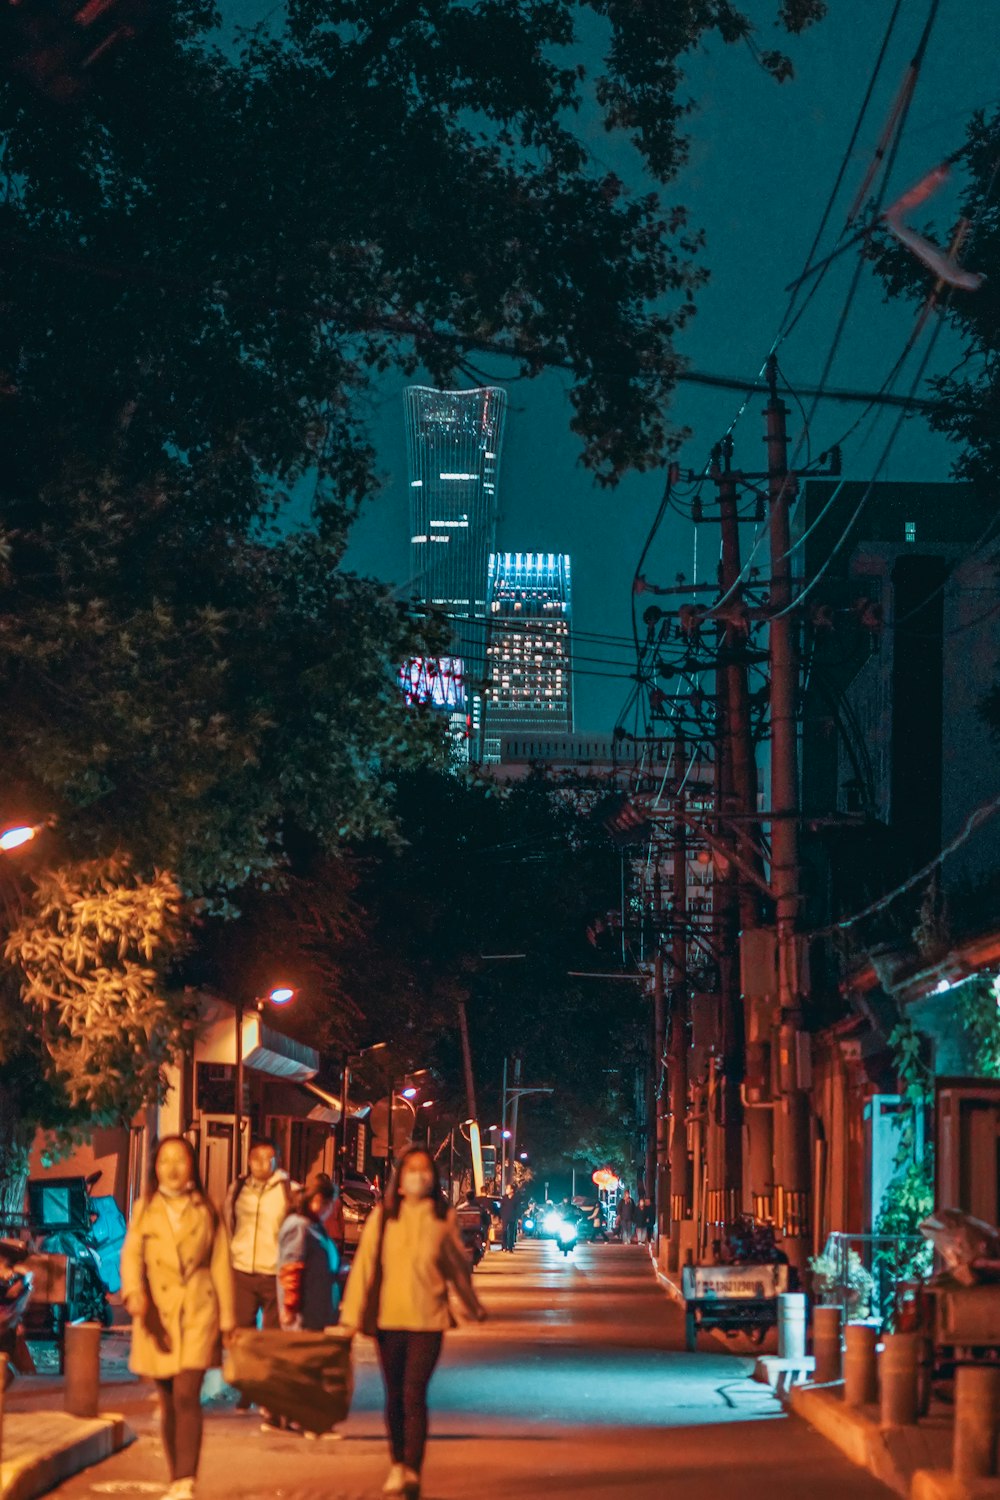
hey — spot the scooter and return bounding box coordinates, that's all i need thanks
[29,1172,115,1327]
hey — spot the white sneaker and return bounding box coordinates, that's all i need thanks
[165,1482,195,1500]
[402,1468,421,1497]
[382,1465,407,1495]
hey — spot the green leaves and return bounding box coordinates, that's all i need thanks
[4,857,192,1116]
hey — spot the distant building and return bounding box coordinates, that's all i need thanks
[481,552,574,762]
[404,386,508,756]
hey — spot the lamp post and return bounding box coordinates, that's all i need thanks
[338,1042,388,1185]
[498,1065,553,1193]
[234,985,296,1178]
[385,1072,428,1182]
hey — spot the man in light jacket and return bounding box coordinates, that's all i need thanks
[224,1138,292,1335]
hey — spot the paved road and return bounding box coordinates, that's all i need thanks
[50,1242,889,1499]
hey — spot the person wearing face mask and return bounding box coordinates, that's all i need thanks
[120,1136,235,1500]
[340,1146,486,1499]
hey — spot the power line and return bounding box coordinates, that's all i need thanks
[813,790,1000,937]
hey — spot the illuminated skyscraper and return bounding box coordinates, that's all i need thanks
[483,552,573,762]
[404,386,508,756]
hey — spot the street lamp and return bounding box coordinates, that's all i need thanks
[234,984,298,1178]
[0,825,37,852]
[339,1041,388,1185]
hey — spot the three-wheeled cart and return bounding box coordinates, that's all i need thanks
[681,1261,790,1351]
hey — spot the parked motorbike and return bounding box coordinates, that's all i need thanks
[27,1172,116,1327]
[0,1238,35,1383]
[456,1200,490,1268]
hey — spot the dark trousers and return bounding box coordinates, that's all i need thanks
[503,1221,517,1251]
[233,1268,280,1330]
[155,1369,205,1480]
[376,1330,443,1473]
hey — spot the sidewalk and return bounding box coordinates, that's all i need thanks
[1,1412,133,1500]
[0,1335,137,1500]
[786,1381,1000,1500]
[648,1245,1000,1499]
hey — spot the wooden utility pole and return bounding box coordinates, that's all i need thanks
[457,999,478,1122]
[652,944,667,1243]
[764,355,810,1272]
[707,436,745,1235]
[712,436,768,1222]
[667,736,691,1272]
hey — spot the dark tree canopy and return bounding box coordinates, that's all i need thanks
[0,0,825,1144]
[1,0,825,504]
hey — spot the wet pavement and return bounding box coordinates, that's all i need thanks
[45,1241,891,1498]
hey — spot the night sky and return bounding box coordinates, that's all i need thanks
[268,2,998,733]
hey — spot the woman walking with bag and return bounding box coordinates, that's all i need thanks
[121,1137,235,1500]
[341,1146,487,1499]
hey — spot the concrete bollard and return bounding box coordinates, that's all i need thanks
[880,1332,919,1428]
[778,1292,808,1362]
[844,1323,878,1407]
[954,1366,1000,1481]
[812,1305,843,1384]
[64,1321,102,1419]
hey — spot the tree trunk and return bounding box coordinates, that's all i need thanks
[0,1085,32,1222]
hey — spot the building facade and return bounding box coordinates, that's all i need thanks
[482,552,573,762]
[404,386,508,756]
[799,478,1000,919]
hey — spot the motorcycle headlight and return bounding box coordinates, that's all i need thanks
[523,1217,535,1231]
[543,1212,561,1233]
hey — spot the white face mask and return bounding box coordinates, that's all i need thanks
[400,1169,435,1199]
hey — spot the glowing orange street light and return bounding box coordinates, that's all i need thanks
[0,825,37,852]
[234,984,299,1173]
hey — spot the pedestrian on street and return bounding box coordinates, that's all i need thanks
[319,1179,346,1260]
[617,1190,636,1244]
[224,1138,292,1337]
[121,1136,235,1500]
[499,1184,519,1253]
[643,1198,656,1245]
[277,1174,341,1332]
[340,1145,487,1499]
[635,1197,650,1245]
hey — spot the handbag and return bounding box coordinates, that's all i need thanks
[359,1205,387,1338]
[224,1328,354,1433]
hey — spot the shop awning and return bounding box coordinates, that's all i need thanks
[196,999,319,1083]
[264,1082,339,1125]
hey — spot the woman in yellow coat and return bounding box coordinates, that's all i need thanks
[121,1137,235,1500]
[341,1146,487,1499]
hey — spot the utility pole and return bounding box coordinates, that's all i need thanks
[707,440,741,1238]
[667,735,691,1272]
[508,1055,523,1178]
[652,944,668,1245]
[500,1055,508,1194]
[764,354,810,1272]
[457,1000,478,1122]
[712,436,766,1222]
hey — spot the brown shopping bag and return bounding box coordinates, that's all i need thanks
[223,1327,354,1433]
